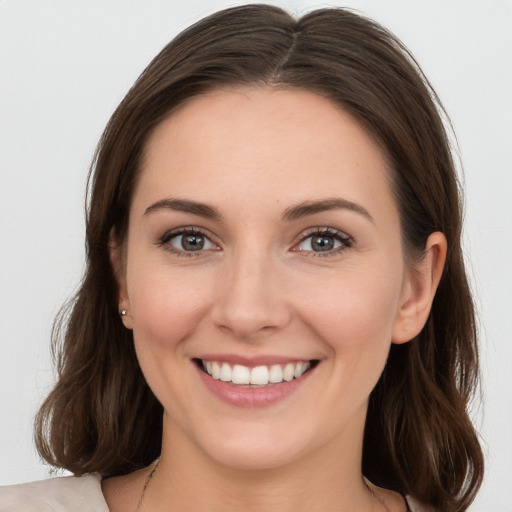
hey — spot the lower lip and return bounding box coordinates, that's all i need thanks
[196,364,313,408]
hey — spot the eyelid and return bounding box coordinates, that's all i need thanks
[157,226,221,256]
[155,225,352,257]
[291,227,353,256]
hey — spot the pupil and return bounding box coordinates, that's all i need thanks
[182,234,204,251]
[312,235,334,251]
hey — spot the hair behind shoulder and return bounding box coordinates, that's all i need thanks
[35,5,483,510]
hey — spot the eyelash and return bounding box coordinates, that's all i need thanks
[157,227,219,258]
[293,227,353,257]
[157,226,353,258]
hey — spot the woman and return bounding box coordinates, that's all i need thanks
[0,4,483,511]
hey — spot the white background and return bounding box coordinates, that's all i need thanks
[0,1,511,510]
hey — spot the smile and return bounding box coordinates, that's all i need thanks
[194,357,318,407]
[200,360,313,386]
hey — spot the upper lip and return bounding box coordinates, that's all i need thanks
[194,354,317,367]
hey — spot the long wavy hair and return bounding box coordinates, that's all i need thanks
[35,5,483,510]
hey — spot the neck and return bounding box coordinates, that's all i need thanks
[145,411,375,512]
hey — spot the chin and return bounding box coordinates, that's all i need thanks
[199,431,309,472]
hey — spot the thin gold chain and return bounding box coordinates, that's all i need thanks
[132,465,396,512]
[364,478,392,512]
[134,459,160,512]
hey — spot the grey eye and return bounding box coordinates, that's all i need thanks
[310,235,335,251]
[298,233,344,252]
[170,233,215,252]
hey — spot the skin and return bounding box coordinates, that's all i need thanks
[105,87,446,511]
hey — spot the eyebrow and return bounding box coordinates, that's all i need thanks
[144,197,373,223]
[281,198,374,223]
[144,198,223,221]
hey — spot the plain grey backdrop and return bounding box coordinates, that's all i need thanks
[1,1,511,510]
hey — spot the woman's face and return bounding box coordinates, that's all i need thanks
[117,87,416,470]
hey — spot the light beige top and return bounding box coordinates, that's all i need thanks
[0,475,108,512]
[0,474,433,511]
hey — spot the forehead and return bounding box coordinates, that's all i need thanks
[135,87,396,221]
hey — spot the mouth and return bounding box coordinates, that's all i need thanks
[194,358,318,387]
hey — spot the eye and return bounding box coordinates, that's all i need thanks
[160,228,219,255]
[294,228,352,255]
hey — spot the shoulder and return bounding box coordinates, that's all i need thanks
[0,474,109,512]
[405,495,437,512]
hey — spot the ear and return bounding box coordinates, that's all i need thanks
[109,229,133,330]
[392,232,447,344]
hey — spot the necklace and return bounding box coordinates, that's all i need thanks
[132,464,395,512]
[134,459,160,512]
[364,478,391,512]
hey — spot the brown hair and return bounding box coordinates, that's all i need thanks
[35,5,483,510]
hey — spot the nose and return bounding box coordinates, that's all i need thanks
[210,247,291,341]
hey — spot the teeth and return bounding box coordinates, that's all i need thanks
[283,363,295,382]
[232,364,250,385]
[250,366,269,385]
[201,360,312,385]
[220,362,231,382]
[211,361,220,379]
[268,364,283,383]
[294,361,308,378]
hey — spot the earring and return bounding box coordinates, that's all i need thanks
[119,308,133,330]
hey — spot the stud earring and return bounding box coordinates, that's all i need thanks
[119,308,133,330]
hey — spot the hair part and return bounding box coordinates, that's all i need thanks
[35,5,483,510]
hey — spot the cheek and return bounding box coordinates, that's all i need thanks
[280,264,405,440]
[127,264,214,351]
[298,265,403,354]
[126,265,215,421]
